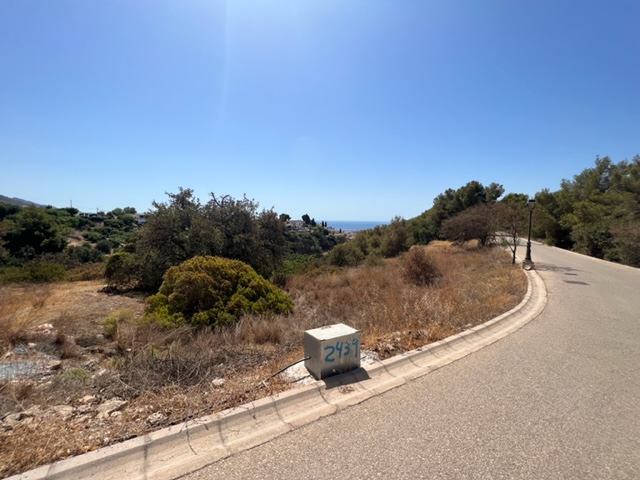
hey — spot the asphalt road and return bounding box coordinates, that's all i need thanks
[183,243,640,480]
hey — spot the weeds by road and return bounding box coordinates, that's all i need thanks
[0,243,526,477]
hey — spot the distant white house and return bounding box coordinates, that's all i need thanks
[134,213,149,225]
[287,220,308,231]
[77,212,100,219]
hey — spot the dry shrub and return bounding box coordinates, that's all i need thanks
[401,246,441,286]
[283,242,526,355]
[0,285,53,353]
[0,381,35,411]
[58,335,84,359]
[115,326,235,391]
[65,262,105,282]
[234,316,284,345]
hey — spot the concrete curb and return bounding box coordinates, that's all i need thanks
[11,269,547,480]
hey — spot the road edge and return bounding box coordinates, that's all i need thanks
[11,269,547,480]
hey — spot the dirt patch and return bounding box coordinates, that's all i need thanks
[0,280,144,337]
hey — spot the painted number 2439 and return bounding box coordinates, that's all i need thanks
[324,338,359,363]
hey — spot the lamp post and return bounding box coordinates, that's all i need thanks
[524,198,535,263]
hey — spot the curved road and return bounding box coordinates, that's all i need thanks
[185,244,640,479]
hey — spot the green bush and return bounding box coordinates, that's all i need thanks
[66,262,105,281]
[327,242,365,267]
[144,256,293,328]
[0,261,66,283]
[65,245,104,264]
[102,309,136,338]
[95,239,112,254]
[83,230,104,243]
[29,262,66,282]
[0,266,26,283]
[105,252,140,290]
[278,253,324,275]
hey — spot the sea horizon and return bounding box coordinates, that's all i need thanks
[325,220,389,231]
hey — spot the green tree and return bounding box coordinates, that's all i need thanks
[539,156,640,261]
[610,221,640,267]
[204,193,274,276]
[411,180,501,245]
[0,203,21,221]
[105,252,140,290]
[3,206,67,258]
[380,216,410,257]
[327,242,364,267]
[483,182,505,203]
[257,209,288,275]
[106,188,222,291]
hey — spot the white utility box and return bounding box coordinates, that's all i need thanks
[304,323,360,380]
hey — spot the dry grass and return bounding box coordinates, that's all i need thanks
[0,244,526,477]
[280,242,525,355]
[0,284,53,354]
[0,281,145,363]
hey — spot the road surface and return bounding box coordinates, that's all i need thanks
[183,243,640,479]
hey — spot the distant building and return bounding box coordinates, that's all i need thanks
[287,220,307,231]
[77,212,100,219]
[134,213,149,224]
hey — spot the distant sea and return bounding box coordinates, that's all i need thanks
[326,220,388,231]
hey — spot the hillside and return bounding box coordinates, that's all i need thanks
[0,195,44,207]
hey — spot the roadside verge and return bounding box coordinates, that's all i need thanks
[12,269,547,480]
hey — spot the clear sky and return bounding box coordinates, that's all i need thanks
[1,1,638,221]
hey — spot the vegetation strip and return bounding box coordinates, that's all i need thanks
[6,268,544,480]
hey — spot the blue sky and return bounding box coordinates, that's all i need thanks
[1,1,638,221]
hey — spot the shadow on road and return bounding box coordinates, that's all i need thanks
[534,263,585,275]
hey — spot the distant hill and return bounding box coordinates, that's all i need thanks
[0,195,45,207]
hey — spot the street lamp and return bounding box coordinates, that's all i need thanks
[524,198,535,264]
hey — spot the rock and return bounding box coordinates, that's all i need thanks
[2,410,37,426]
[76,404,94,414]
[73,414,92,425]
[45,360,62,372]
[24,405,43,416]
[97,399,127,418]
[211,378,226,388]
[80,394,97,404]
[91,368,108,379]
[146,412,166,426]
[27,323,57,343]
[52,405,74,420]
[84,359,98,370]
[360,350,380,366]
[3,412,26,424]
